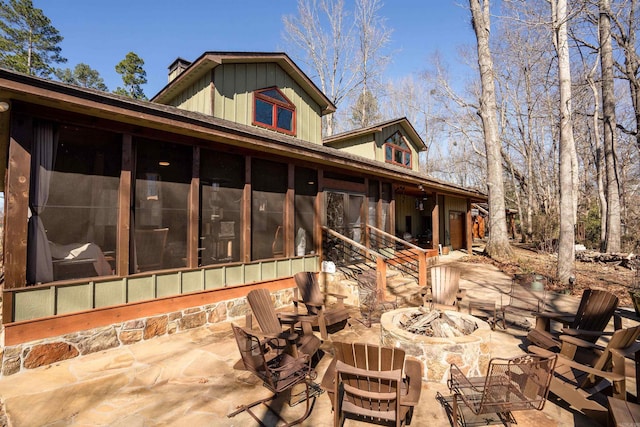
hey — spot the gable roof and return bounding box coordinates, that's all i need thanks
[151,51,336,115]
[322,117,427,151]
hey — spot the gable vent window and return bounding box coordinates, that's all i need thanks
[253,87,296,135]
[384,131,411,168]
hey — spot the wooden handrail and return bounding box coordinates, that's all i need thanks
[322,226,390,260]
[366,224,427,253]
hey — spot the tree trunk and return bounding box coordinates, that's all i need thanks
[600,0,622,253]
[469,0,513,260]
[553,0,576,283]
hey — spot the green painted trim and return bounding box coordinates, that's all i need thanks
[10,255,319,322]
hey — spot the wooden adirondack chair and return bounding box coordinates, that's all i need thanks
[422,265,466,311]
[528,325,640,425]
[321,341,422,426]
[527,288,619,351]
[294,271,349,339]
[246,288,321,359]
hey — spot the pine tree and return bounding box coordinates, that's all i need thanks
[55,63,107,91]
[0,0,66,77]
[114,52,147,100]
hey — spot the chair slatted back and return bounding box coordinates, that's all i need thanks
[431,265,461,306]
[581,325,640,388]
[231,323,272,388]
[572,289,618,333]
[333,342,405,425]
[135,228,169,271]
[247,288,282,335]
[294,271,324,310]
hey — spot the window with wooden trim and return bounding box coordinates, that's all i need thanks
[384,131,411,168]
[253,87,296,135]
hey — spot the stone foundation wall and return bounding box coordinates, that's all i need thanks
[1,288,295,377]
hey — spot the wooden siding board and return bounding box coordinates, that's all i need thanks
[224,265,244,286]
[261,261,276,280]
[244,263,261,283]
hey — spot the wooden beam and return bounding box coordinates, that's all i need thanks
[241,156,251,262]
[187,146,200,268]
[432,192,440,249]
[315,169,324,260]
[4,113,31,289]
[466,198,473,254]
[117,134,132,275]
[285,163,294,257]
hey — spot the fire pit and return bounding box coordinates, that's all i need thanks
[380,307,492,383]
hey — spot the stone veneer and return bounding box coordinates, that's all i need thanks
[0,288,295,377]
[380,307,492,383]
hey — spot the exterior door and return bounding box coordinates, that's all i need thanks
[449,211,464,250]
[326,191,364,244]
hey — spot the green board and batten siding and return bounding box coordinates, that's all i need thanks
[12,256,319,322]
[167,72,212,115]
[213,63,322,144]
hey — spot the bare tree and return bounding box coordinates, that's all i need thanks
[282,0,357,135]
[600,0,622,252]
[351,0,391,127]
[552,0,577,283]
[469,0,514,259]
[609,0,640,152]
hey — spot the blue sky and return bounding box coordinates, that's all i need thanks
[35,1,475,98]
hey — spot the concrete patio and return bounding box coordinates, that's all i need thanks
[0,252,631,426]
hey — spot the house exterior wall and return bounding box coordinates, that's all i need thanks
[325,134,375,158]
[213,63,322,144]
[166,72,212,115]
[374,123,421,171]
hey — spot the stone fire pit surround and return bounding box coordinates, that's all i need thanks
[380,307,492,383]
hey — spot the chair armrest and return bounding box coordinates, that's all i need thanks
[325,292,348,301]
[402,358,423,406]
[558,334,602,350]
[561,328,613,338]
[529,345,625,382]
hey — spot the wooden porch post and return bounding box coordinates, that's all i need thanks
[4,112,31,290]
[432,192,440,250]
[376,257,387,301]
[315,169,324,262]
[117,134,132,275]
[241,156,251,262]
[466,198,473,255]
[186,146,200,268]
[285,164,294,258]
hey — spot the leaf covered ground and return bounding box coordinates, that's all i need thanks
[461,243,637,307]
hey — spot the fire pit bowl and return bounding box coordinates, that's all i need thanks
[380,307,492,383]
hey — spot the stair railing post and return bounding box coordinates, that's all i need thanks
[418,251,427,288]
[376,257,387,302]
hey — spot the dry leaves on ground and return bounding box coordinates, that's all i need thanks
[461,243,637,307]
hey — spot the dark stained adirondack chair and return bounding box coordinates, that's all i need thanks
[528,325,640,426]
[294,271,349,339]
[228,324,317,426]
[527,288,619,351]
[321,341,422,426]
[246,288,321,360]
[448,354,557,427]
[422,265,466,311]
